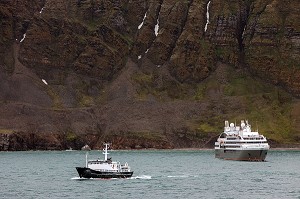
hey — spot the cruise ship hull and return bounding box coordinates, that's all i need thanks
[76,167,133,179]
[215,149,268,161]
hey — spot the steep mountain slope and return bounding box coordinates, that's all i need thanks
[0,0,299,150]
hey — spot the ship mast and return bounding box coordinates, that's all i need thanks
[85,152,88,167]
[103,143,110,161]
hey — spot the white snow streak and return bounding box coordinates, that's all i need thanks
[20,33,26,42]
[39,7,44,14]
[138,12,147,29]
[242,26,246,38]
[154,18,159,36]
[204,1,211,32]
[42,79,48,85]
[145,49,149,54]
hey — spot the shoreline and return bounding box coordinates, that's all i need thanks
[1,147,300,152]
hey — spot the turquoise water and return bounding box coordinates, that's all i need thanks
[0,149,299,199]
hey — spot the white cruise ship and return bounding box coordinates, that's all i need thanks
[215,120,270,161]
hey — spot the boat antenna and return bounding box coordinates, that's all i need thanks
[85,151,88,167]
[103,143,110,161]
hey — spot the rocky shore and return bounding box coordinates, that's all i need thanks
[2,130,300,151]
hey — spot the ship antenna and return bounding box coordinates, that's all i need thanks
[103,143,110,161]
[85,151,88,167]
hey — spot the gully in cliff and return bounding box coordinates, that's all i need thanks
[76,143,133,179]
[215,120,270,161]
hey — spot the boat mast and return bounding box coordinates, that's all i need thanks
[103,143,110,161]
[85,152,88,167]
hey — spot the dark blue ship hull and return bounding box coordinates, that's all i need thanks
[76,167,133,179]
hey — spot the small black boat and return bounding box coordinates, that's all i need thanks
[76,143,133,179]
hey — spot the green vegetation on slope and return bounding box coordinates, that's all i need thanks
[132,64,299,144]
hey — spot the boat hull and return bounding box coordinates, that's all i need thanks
[215,149,268,161]
[76,167,133,179]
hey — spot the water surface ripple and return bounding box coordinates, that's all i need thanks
[0,150,299,199]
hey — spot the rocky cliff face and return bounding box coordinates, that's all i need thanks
[0,0,299,150]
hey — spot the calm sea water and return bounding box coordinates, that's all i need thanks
[0,149,299,199]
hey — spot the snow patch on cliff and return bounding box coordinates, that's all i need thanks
[154,18,159,36]
[242,26,246,39]
[20,33,26,43]
[39,7,44,14]
[138,12,147,29]
[204,1,211,32]
[42,79,48,85]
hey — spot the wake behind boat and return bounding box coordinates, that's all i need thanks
[76,143,133,179]
[215,120,270,161]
